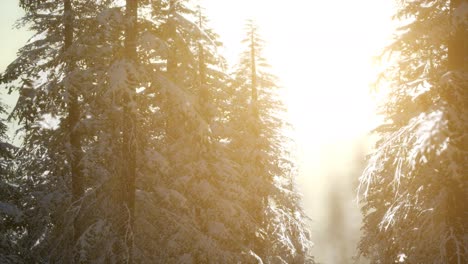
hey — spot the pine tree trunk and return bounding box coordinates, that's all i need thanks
[123,0,137,262]
[249,25,267,259]
[166,0,179,143]
[448,0,466,70]
[198,43,208,116]
[446,1,466,263]
[250,28,258,119]
[167,0,177,78]
[197,8,208,119]
[64,0,84,245]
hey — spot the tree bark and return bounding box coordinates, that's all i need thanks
[448,0,466,70]
[64,0,84,245]
[446,1,466,263]
[165,0,179,143]
[123,0,138,263]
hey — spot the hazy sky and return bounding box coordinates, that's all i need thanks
[0,1,31,140]
[201,1,394,262]
[0,2,30,71]
[0,1,394,262]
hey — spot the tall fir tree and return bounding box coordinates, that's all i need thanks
[1,0,82,261]
[359,0,467,263]
[0,0,130,262]
[229,20,313,263]
[1,1,315,263]
[136,1,262,262]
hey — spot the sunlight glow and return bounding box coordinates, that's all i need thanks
[203,0,394,143]
[0,1,402,263]
[201,1,396,195]
[202,1,395,263]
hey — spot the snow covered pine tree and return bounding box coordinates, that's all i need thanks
[1,1,314,263]
[229,20,313,263]
[0,0,108,262]
[359,0,467,263]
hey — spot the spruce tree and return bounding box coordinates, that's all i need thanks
[134,1,259,261]
[0,1,121,262]
[1,1,78,261]
[230,20,313,263]
[359,0,467,263]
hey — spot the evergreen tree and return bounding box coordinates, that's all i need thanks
[230,20,313,263]
[0,1,122,262]
[1,1,315,263]
[359,1,467,263]
[72,0,260,261]
[1,1,75,261]
[0,100,22,264]
[133,1,260,262]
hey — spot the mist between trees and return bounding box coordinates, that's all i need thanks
[1,0,467,264]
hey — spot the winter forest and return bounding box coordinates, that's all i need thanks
[0,0,466,263]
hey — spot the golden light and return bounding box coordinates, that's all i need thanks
[202,0,395,262]
[0,1,396,262]
[203,0,394,141]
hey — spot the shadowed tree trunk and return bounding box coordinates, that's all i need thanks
[165,0,180,146]
[64,0,84,244]
[167,0,177,79]
[446,1,466,263]
[197,7,208,118]
[448,0,466,70]
[122,0,138,262]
